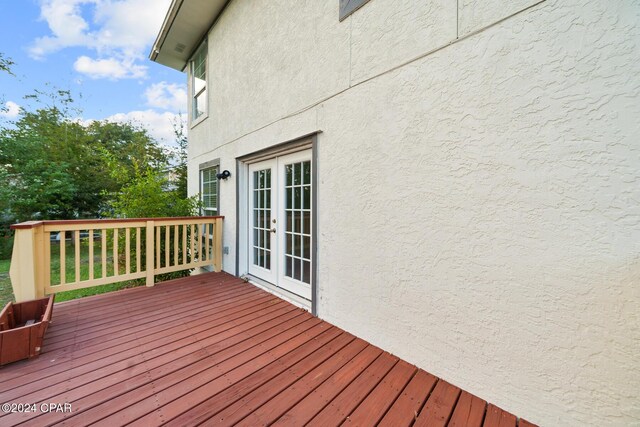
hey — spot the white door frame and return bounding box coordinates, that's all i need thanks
[236,135,318,313]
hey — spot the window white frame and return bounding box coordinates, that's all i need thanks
[190,41,207,123]
[200,164,219,215]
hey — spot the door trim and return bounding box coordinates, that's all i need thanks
[236,133,319,315]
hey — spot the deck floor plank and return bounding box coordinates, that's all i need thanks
[1,306,306,426]
[37,314,319,427]
[47,275,243,332]
[0,308,304,427]
[94,322,336,427]
[483,403,518,427]
[165,332,356,426]
[378,369,438,427]
[4,288,268,382]
[272,345,383,426]
[236,338,370,426]
[0,272,538,427]
[306,351,399,427]
[342,359,417,426]
[44,284,256,343]
[414,379,461,427]
[448,390,487,427]
[0,298,292,401]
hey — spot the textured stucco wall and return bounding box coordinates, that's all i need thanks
[187,0,640,425]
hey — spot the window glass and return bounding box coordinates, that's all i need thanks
[191,42,207,120]
[201,166,218,214]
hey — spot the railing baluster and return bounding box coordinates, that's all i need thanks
[174,225,179,267]
[60,232,66,285]
[9,216,222,300]
[156,226,161,268]
[75,231,81,283]
[44,232,51,289]
[182,224,187,265]
[102,229,107,278]
[113,228,119,276]
[165,226,170,268]
[136,227,141,273]
[201,222,207,262]
[202,223,207,262]
[146,221,154,287]
[208,222,212,261]
[125,228,131,275]
[190,224,195,262]
[207,222,212,262]
[202,222,206,261]
[89,228,94,280]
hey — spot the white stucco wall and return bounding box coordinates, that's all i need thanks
[186,0,640,425]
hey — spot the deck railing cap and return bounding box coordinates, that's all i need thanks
[10,216,225,230]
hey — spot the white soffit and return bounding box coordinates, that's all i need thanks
[150,0,227,71]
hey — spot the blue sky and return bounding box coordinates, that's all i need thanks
[0,0,186,145]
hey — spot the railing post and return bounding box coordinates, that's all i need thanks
[9,222,45,302]
[145,220,155,287]
[33,224,47,298]
[213,218,223,272]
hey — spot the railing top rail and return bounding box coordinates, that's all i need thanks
[11,216,224,230]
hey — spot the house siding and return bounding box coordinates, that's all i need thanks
[186,0,640,425]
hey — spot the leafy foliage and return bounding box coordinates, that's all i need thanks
[109,166,200,282]
[0,90,168,222]
[0,54,199,296]
[172,118,188,199]
[109,167,200,219]
[0,53,14,76]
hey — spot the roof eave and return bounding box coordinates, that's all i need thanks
[149,0,228,72]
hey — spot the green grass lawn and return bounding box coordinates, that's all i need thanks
[0,233,193,309]
[46,239,147,302]
[0,239,146,308]
[0,259,12,308]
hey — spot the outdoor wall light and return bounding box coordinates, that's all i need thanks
[217,170,231,180]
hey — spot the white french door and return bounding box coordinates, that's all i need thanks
[248,159,277,283]
[248,150,312,300]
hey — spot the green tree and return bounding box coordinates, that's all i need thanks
[0,53,14,75]
[109,167,200,219]
[172,118,188,199]
[109,166,200,282]
[0,90,168,222]
[0,53,15,119]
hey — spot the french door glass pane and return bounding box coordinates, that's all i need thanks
[284,160,311,284]
[252,168,271,270]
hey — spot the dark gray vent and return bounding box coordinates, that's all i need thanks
[339,0,373,21]
[174,43,186,53]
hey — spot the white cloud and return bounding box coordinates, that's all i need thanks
[104,110,184,145]
[144,82,187,111]
[0,101,21,119]
[74,56,146,80]
[30,0,172,80]
[29,0,93,59]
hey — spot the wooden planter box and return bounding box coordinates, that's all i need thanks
[0,295,54,366]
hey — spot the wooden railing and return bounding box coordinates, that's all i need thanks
[9,216,223,302]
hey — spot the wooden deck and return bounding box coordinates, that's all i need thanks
[0,273,537,426]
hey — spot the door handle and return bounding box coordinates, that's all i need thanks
[270,227,276,233]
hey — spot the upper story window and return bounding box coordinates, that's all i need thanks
[190,42,207,121]
[339,0,373,21]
